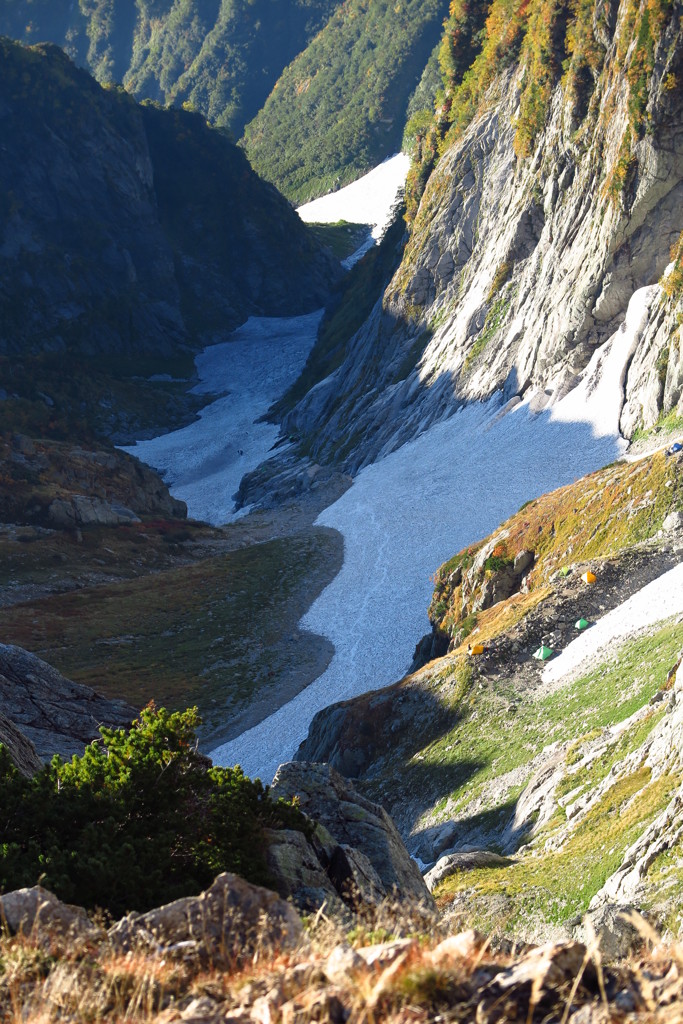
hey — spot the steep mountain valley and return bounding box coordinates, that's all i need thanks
[1,0,683,1017]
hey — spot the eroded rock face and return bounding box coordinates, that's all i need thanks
[278,10,682,474]
[0,712,43,777]
[269,762,433,910]
[0,644,135,761]
[108,872,302,962]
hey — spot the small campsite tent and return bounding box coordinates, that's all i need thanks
[533,644,553,661]
[559,566,570,577]
[575,618,589,630]
[581,570,596,584]
[469,643,485,656]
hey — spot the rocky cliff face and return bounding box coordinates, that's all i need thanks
[281,0,682,472]
[0,644,135,761]
[0,38,339,363]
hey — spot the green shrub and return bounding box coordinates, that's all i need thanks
[0,705,309,916]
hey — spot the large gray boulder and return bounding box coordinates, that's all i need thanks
[109,872,302,962]
[47,495,141,528]
[270,762,433,908]
[0,886,102,942]
[0,644,135,761]
[424,851,513,892]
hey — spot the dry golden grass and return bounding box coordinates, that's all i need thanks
[4,900,683,1024]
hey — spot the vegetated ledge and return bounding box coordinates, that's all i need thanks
[294,448,683,942]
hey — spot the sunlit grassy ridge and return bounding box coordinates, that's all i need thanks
[429,452,682,639]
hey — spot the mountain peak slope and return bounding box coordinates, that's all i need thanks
[280,0,682,472]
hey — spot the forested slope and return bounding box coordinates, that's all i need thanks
[0,0,340,138]
[0,0,449,200]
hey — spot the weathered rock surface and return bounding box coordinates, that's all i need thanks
[263,826,347,916]
[0,644,135,761]
[269,762,433,910]
[572,905,646,961]
[109,872,302,962]
[424,851,514,892]
[0,712,43,776]
[0,886,102,942]
[276,9,682,474]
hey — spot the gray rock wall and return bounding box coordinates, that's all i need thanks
[282,8,683,472]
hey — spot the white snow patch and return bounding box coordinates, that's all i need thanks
[121,311,323,524]
[542,563,683,686]
[297,153,410,244]
[211,287,658,781]
[548,284,658,437]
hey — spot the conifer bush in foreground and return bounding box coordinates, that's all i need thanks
[0,705,309,918]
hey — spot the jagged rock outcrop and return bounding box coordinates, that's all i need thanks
[0,434,187,526]
[280,5,682,472]
[0,712,43,777]
[0,644,135,761]
[268,762,433,911]
[109,872,302,962]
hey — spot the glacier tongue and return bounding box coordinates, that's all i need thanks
[210,289,658,781]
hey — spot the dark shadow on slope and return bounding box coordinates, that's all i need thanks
[409,797,520,863]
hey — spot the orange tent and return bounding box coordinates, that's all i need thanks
[581,571,596,584]
[469,643,485,656]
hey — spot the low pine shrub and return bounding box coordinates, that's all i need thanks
[0,704,310,917]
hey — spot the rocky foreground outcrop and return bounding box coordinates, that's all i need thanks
[2,879,681,1023]
[266,762,433,915]
[0,644,135,761]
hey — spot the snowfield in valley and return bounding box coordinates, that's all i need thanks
[297,153,410,238]
[123,155,676,784]
[122,311,323,523]
[211,286,671,781]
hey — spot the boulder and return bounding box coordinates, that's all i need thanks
[0,643,135,761]
[662,511,683,534]
[424,850,513,892]
[573,905,645,961]
[323,944,366,985]
[0,886,102,942]
[263,827,345,916]
[47,495,141,528]
[271,762,433,907]
[477,942,589,1024]
[108,872,302,962]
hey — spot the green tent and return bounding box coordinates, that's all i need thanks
[559,566,570,577]
[575,618,589,630]
[533,645,554,661]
